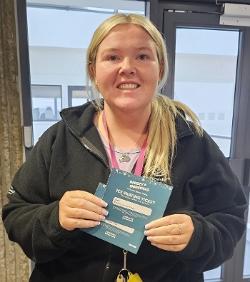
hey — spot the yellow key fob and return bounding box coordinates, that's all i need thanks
[116,270,143,282]
[127,273,143,282]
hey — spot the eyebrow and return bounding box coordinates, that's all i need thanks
[100,47,154,54]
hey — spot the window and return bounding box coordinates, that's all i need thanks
[68,86,89,107]
[31,85,62,143]
[32,85,61,121]
[174,28,239,157]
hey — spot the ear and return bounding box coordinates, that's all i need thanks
[89,63,96,81]
[158,61,164,81]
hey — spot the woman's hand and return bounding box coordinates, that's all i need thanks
[144,214,194,252]
[59,190,108,231]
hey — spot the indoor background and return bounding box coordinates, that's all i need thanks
[0,0,249,281]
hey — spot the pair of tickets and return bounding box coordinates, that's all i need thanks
[83,169,173,254]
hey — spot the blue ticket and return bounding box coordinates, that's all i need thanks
[83,169,173,254]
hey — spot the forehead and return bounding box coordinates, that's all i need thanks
[98,23,156,51]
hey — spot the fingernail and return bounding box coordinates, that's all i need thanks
[103,209,109,216]
[145,224,149,229]
[144,230,149,235]
[94,221,100,226]
[102,201,108,207]
[100,215,105,221]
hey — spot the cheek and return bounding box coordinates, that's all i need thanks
[145,72,160,88]
[143,63,161,83]
[94,65,102,81]
[95,64,113,82]
[95,69,116,94]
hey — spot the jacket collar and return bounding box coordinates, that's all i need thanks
[176,115,195,140]
[60,101,97,138]
[60,101,109,167]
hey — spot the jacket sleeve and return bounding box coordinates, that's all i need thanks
[2,126,81,263]
[175,131,247,272]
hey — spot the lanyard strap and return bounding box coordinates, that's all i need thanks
[102,111,147,176]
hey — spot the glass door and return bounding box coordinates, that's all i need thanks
[174,26,240,280]
[174,28,239,157]
[160,7,250,282]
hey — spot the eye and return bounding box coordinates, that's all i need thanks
[107,55,120,61]
[137,54,150,60]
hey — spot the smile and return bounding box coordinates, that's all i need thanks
[118,83,140,89]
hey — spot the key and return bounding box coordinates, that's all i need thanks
[118,269,129,281]
[116,250,129,282]
[123,250,127,270]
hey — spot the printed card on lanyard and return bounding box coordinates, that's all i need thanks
[102,111,145,282]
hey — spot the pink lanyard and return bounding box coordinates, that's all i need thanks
[102,111,147,176]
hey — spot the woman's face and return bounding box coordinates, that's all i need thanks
[94,24,161,114]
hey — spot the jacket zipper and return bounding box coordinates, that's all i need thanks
[67,128,114,281]
[79,140,116,281]
[80,140,108,168]
[66,122,109,168]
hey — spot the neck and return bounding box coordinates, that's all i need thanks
[98,104,151,150]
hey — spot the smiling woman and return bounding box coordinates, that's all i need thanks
[2,13,247,282]
[94,24,160,115]
[87,13,201,182]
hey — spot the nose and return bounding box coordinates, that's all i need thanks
[119,57,136,76]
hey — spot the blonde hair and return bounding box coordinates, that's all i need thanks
[87,14,202,182]
[145,95,202,182]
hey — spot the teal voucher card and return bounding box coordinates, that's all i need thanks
[83,169,173,254]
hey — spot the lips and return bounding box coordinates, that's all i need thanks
[117,83,140,89]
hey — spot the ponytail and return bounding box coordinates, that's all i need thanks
[143,95,203,183]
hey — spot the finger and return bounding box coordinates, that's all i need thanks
[145,214,188,230]
[66,190,108,207]
[64,207,106,222]
[67,197,108,216]
[144,224,181,236]
[147,235,186,245]
[62,218,101,230]
[151,242,187,252]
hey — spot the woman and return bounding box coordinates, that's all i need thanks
[2,14,247,282]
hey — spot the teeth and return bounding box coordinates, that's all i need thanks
[118,83,139,89]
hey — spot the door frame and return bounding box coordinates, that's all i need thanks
[149,1,250,281]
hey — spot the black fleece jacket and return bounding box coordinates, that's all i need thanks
[2,102,247,282]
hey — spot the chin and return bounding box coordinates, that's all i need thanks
[116,102,150,113]
[105,96,152,112]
